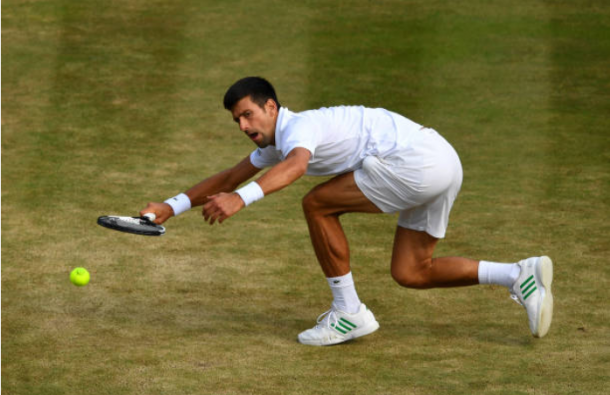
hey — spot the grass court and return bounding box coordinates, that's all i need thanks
[2,1,609,394]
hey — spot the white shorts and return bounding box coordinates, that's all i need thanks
[354,128,463,239]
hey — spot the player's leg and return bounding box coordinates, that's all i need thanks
[389,227,479,289]
[391,177,554,337]
[389,227,545,294]
[302,171,381,313]
[299,171,382,346]
[301,171,382,278]
[389,226,553,337]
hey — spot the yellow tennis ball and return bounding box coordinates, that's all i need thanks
[70,267,90,286]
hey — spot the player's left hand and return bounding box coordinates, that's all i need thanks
[202,192,245,225]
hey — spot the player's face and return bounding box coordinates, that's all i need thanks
[231,96,278,148]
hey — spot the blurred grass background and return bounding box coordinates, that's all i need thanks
[2,0,609,394]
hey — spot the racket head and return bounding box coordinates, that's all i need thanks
[97,215,165,236]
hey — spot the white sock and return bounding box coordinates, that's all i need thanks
[327,272,361,314]
[478,261,521,288]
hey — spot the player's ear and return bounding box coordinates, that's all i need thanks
[265,98,278,114]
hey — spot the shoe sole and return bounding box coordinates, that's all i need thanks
[298,319,380,346]
[534,256,554,338]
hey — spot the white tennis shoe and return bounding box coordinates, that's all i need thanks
[298,303,379,346]
[510,256,554,338]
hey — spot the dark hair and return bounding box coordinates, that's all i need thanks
[223,77,281,110]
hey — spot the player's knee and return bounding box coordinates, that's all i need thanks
[302,187,324,216]
[391,260,434,289]
[301,192,315,216]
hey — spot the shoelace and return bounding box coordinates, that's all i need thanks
[315,308,339,329]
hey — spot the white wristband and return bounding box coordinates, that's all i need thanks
[164,193,191,216]
[235,182,265,206]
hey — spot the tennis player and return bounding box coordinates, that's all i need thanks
[141,76,554,345]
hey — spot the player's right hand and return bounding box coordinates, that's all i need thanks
[140,202,174,225]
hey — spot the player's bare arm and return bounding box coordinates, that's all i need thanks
[140,155,260,224]
[255,147,310,195]
[203,147,311,225]
[186,155,261,206]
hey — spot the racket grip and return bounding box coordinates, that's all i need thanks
[143,213,157,222]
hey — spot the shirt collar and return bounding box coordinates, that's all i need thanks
[274,107,294,151]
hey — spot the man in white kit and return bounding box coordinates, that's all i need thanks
[141,77,554,345]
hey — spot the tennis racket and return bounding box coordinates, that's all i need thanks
[97,213,165,236]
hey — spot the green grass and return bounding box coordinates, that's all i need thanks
[2,0,609,394]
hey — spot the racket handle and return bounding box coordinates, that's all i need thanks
[143,213,156,222]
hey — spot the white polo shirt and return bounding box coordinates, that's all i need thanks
[249,106,425,176]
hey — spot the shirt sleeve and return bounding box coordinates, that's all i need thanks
[249,147,281,169]
[280,118,319,158]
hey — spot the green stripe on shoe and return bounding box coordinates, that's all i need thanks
[331,319,357,334]
[331,323,347,334]
[520,275,535,290]
[520,274,538,300]
[522,281,536,294]
[337,322,350,331]
[340,318,357,329]
[523,286,538,300]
